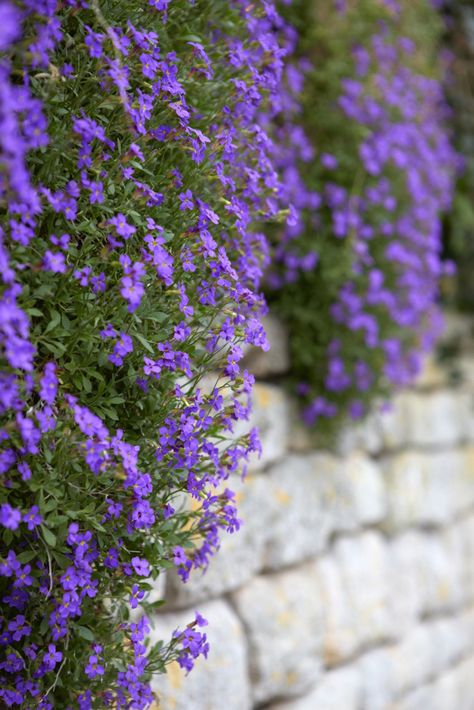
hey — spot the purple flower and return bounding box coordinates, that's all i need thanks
[8,615,31,641]
[39,362,58,404]
[23,505,42,531]
[0,2,20,51]
[42,644,63,672]
[85,653,105,679]
[178,189,194,211]
[0,503,21,530]
[131,556,150,577]
[43,250,67,273]
[129,584,145,609]
[109,213,136,239]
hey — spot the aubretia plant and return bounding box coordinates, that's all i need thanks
[0,0,288,706]
[268,0,459,433]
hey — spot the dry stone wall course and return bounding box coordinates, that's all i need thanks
[151,318,474,709]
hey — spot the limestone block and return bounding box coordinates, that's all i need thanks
[234,383,290,471]
[342,452,387,526]
[389,625,434,696]
[457,515,474,604]
[455,654,474,710]
[231,565,323,704]
[314,554,360,666]
[389,531,427,630]
[403,391,465,448]
[335,410,384,456]
[420,535,464,615]
[163,474,270,608]
[268,667,362,710]
[334,532,396,648]
[457,355,474,390]
[376,394,411,450]
[242,315,289,378]
[357,646,396,710]
[263,454,334,570]
[393,685,436,710]
[458,447,474,512]
[431,670,460,710]
[429,616,471,676]
[264,451,386,571]
[149,600,251,710]
[382,450,461,530]
[441,522,471,609]
[458,390,474,442]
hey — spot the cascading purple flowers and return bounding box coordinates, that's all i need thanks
[267,0,459,429]
[0,0,292,706]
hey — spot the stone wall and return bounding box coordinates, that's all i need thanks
[150,315,474,710]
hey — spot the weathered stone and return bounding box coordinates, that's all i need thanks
[455,654,474,710]
[149,600,251,710]
[263,454,334,570]
[234,383,290,471]
[403,391,465,448]
[342,452,387,526]
[263,451,386,570]
[419,534,464,615]
[389,531,427,631]
[314,554,359,666]
[457,354,474,390]
[429,615,471,676]
[393,684,435,710]
[389,625,434,696]
[431,670,459,710]
[459,448,474,511]
[334,532,396,648]
[242,315,289,378]
[335,410,384,456]
[458,390,474,442]
[319,451,387,534]
[382,450,462,530]
[163,474,270,608]
[231,565,323,704]
[268,667,362,710]
[457,514,474,604]
[357,646,396,710]
[375,394,411,450]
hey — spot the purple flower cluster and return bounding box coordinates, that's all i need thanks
[0,0,292,705]
[268,1,458,427]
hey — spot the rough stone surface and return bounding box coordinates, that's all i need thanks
[403,391,466,448]
[231,565,323,704]
[357,646,396,710]
[333,532,396,648]
[268,667,362,710]
[382,450,464,530]
[149,601,251,710]
[163,474,270,608]
[314,553,360,666]
[263,454,334,570]
[390,531,427,630]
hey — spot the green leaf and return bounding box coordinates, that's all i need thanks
[41,525,57,548]
[76,625,95,642]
